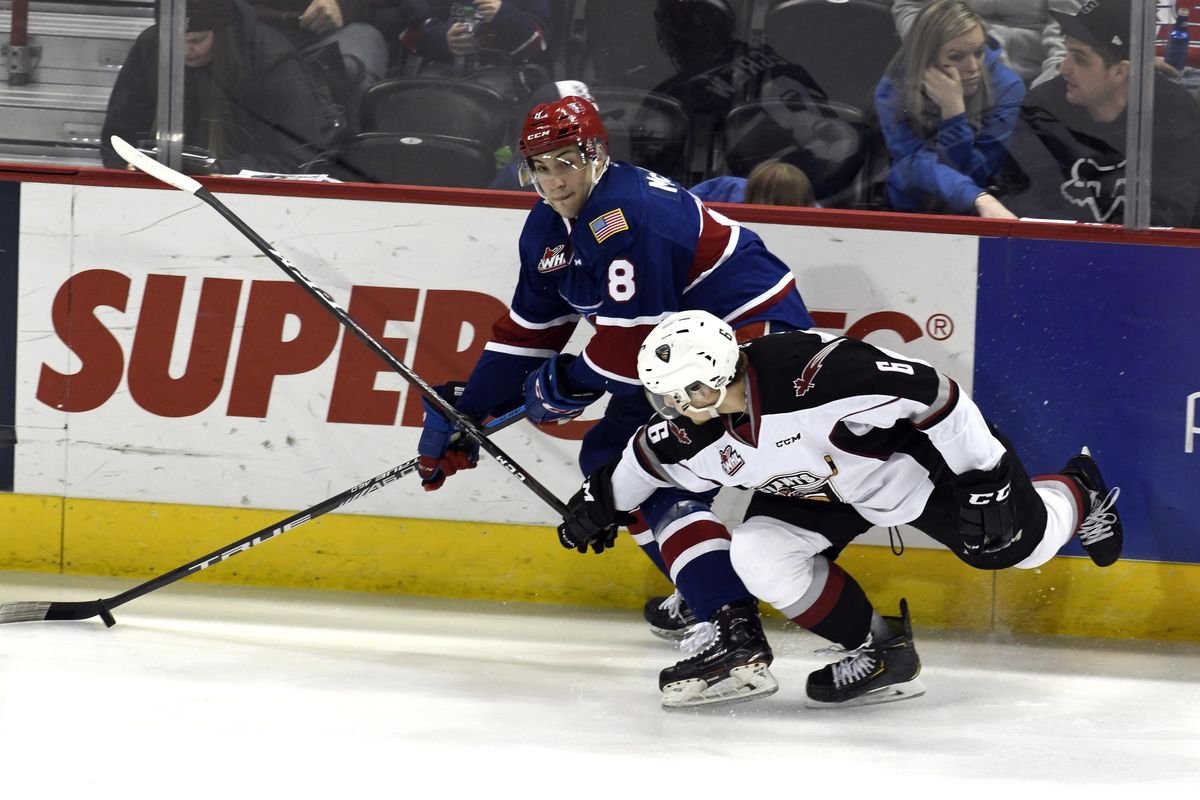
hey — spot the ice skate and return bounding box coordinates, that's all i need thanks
[805,598,924,708]
[1061,446,1123,567]
[643,591,698,640]
[659,601,778,709]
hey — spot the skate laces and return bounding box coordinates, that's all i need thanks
[815,634,879,688]
[1079,487,1120,545]
[659,591,687,623]
[679,621,718,657]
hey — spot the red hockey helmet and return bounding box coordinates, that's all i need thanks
[518,96,608,161]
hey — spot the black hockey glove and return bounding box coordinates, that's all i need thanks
[953,456,1017,556]
[558,462,636,555]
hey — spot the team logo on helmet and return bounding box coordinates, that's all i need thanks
[655,344,671,363]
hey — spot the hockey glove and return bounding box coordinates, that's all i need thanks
[417,382,480,492]
[523,354,604,425]
[953,455,1017,555]
[558,462,636,555]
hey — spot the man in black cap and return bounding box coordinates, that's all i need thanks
[994,0,1200,226]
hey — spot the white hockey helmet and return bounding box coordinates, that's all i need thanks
[637,310,739,419]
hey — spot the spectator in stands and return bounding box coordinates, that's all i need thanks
[892,1,1082,87]
[101,0,333,175]
[875,0,1024,218]
[690,159,817,207]
[247,0,391,128]
[994,0,1200,226]
[400,1,549,75]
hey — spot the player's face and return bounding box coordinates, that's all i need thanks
[1059,37,1127,110]
[936,25,986,96]
[528,146,592,218]
[662,382,722,424]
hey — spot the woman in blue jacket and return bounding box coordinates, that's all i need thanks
[875,0,1024,217]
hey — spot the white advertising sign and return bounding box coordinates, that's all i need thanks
[14,183,978,528]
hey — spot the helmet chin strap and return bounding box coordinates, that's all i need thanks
[691,385,727,419]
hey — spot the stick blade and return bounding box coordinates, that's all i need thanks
[110,135,204,195]
[0,599,108,625]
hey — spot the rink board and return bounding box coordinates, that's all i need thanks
[1,173,1198,642]
[2,491,1195,641]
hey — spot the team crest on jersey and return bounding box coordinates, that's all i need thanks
[758,455,840,500]
[537,244,569,273]
[655,344,671,363]
[719,445,745,476]
[793,339,842,396]
[668,421,691,444]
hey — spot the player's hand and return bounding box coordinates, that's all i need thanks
[299,0,344,33]
[558,463,635,554]
[953,456,1017,555]
[417,382,479,491]
[523,354,603,425]
[473,0,502,21]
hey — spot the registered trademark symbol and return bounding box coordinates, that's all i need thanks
[926,314,954,340]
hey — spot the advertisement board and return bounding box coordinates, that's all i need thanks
[11,182,978,530]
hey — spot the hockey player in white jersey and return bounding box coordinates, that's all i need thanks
[557,311,1123,708]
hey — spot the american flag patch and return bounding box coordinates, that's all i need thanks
[589,209,629,243]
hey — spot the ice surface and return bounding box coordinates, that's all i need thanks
[1,571,1196,798]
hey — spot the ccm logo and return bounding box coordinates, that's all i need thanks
[967,483,1011,505]
[775,433,802,447]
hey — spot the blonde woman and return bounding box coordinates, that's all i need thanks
[875,0,1024,217]
[892,0,1082,87]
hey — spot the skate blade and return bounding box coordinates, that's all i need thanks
[661,662,779,709]
[805,677,926,709]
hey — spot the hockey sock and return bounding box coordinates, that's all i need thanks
[789,559,874,649]
[658,513,751,622]
[671,549,753,623]
[628,511,671,577]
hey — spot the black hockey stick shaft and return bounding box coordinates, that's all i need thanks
[0,407,526,627]
[108,136,566,516]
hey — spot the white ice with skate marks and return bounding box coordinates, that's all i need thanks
[1,572,1197,798]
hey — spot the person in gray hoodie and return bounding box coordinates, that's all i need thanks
[892,0,1082,86]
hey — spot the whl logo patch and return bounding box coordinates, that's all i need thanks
[719,445,744,476]
[537,244,569,273]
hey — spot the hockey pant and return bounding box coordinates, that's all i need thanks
[580,392,752,623]
[728,434,1089,645]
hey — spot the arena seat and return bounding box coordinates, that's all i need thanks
[360,77,512,152]
[329,133,498,188]
[722,98,871,206]
[762,0,901,109]
[589,87,691,183]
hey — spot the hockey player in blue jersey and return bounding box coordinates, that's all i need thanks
[417,95,814,705]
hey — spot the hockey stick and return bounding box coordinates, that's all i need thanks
[0,406,526,627]
[110,136,566,517]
